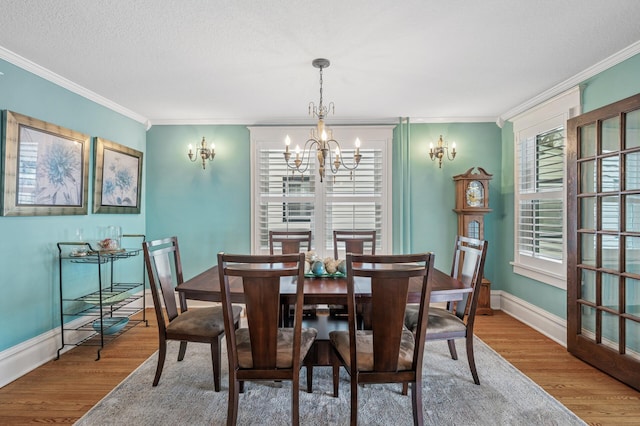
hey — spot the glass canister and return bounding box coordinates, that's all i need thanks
[97,225,122,250]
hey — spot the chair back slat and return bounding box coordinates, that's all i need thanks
[370,276,410,371]
[243,276,281,369]
[449,236,488,320]
[143,237,183,328]
[269,230,312,254]
[333,230,376,259]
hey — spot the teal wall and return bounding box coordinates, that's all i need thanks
[582,54,640,112]
[495,53,640,319]
[145,122,502,280]
[0,59,146,352]
[2,48,639,360]
[402,123,502,275]
[145,125,251,279]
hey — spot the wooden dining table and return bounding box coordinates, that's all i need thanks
[176,264,471,389]
[175,264,471,307]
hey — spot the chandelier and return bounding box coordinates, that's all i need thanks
[283,58,361,182]
[429,135,456,168]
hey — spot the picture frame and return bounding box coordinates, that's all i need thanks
[93,137,143,214]
[1,110,91,216]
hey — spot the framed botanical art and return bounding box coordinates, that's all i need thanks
[1,110,91,216]
[93,137,143,214]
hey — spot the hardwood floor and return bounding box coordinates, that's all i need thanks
[0,310,638,425]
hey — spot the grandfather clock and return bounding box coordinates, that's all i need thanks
[453,167,493,315]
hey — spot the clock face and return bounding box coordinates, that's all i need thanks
[465,180,484,207]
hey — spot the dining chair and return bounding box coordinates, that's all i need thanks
[269,230,316,321]
[404,235,488,388]
[269,230,312,255]
[332,229,376,259]
[142,236,242,391]
[329,252,435,426]
[330,230,377,320]
[218,252,318,426]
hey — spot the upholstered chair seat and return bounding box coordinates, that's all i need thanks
[406,306,466,334]
[166,305,242,338]
[330,328,415,372]
[235,327,318,369]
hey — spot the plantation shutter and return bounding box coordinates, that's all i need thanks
[323,146,384,254]
[251,126,392,257]
[517,127,565,261]
[256,148,316,253]
[512,86,579,288]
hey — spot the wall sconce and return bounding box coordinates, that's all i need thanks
[188,137,215,169]
[429,135,456,168]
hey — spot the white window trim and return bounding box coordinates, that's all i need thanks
[511,86,581,290]
[249,125,393,258]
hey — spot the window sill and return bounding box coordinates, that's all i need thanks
[510,261,567,290]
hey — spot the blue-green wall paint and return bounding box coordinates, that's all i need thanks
[2,48,640,365]
[0,59,146,352]
[145,125,251,280]
[145,122,503,281]
[495,53,640,320]
[493,119,570,317]
[404,123,502,275]
[582,54,640,113]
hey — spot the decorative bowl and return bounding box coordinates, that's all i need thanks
[311,260,326,276]
[93,316,129,335]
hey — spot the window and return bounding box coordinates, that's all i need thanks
[512,87,580,289]
[250,126,393,258]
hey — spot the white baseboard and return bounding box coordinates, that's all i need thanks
[490,290,567,347]
[1,289,566,389]
[0,292,147,389]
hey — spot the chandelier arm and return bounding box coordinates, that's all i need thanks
[325,138,361,171]
[284,138,321,175]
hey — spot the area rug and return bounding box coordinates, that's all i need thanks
[76,338,585,425]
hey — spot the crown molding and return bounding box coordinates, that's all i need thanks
[149,116,402,127]
[149,115,496,127]
[409,116,496,123]
[0,46,149,126]
[497,40,640,127]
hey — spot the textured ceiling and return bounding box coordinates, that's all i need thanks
[1,0,640,126]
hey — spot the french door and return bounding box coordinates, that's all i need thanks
[566,93,640,390]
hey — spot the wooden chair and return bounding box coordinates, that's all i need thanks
[329,252,435,426]
[142,237,242,391]
[269,230,315,320]
[332,230,376,259]
[331,230,377,319]
[269,230,312,254]
[404,235,488,387]
[217,252,318,426]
